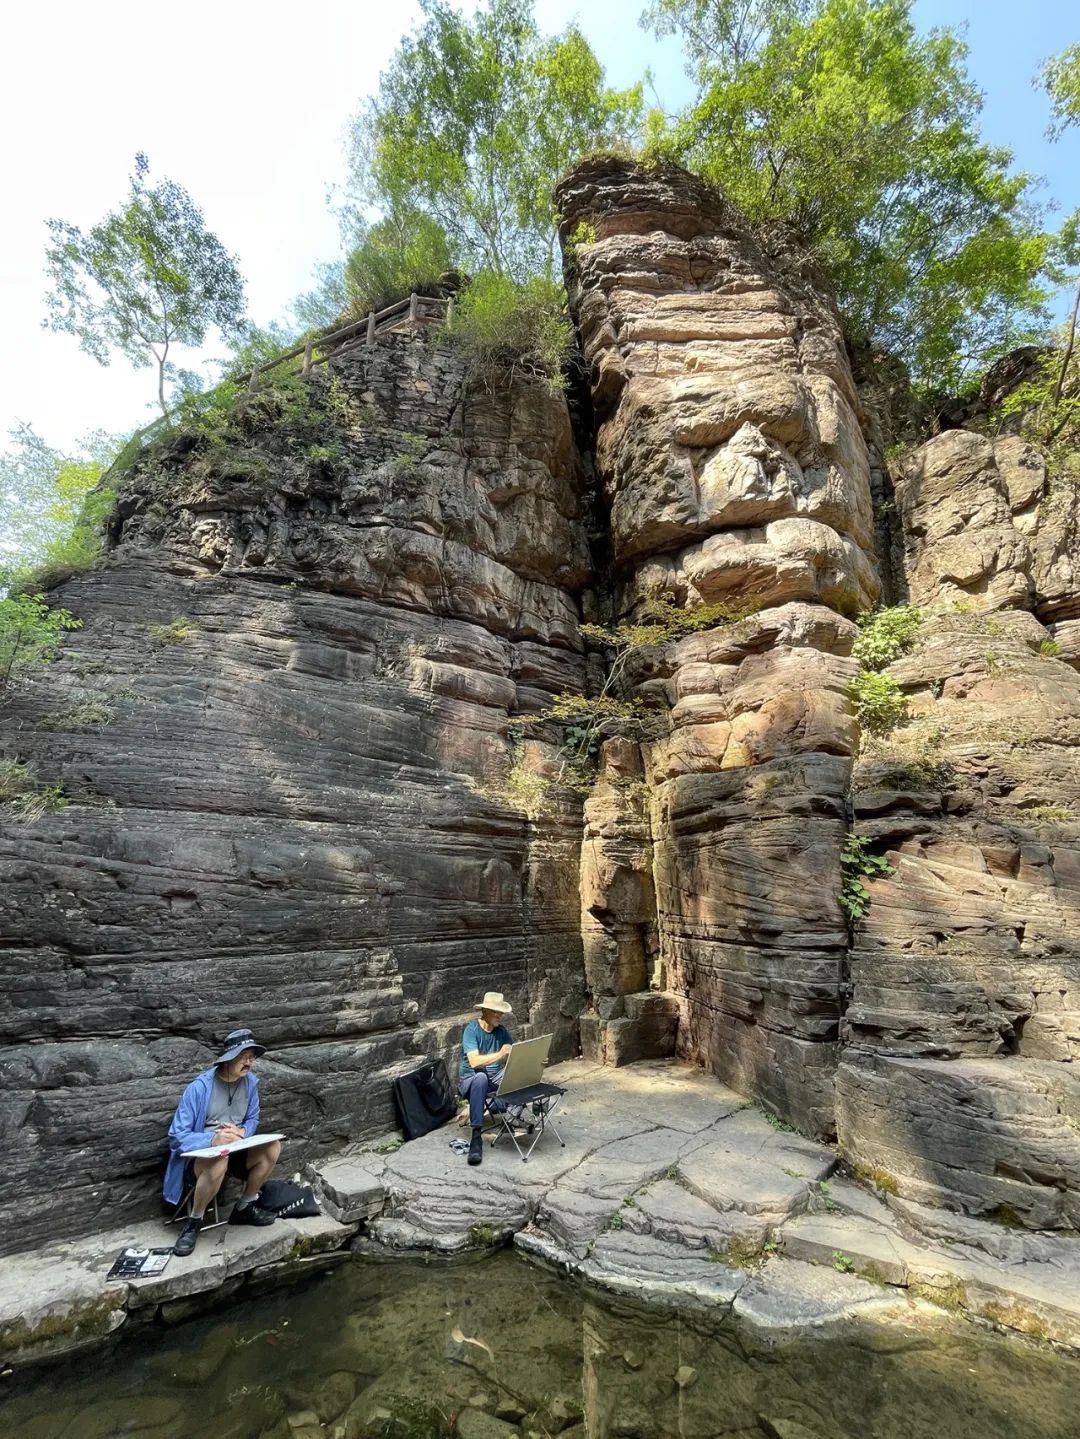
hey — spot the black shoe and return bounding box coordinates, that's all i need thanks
[468,1129,484,1166]
[173,1216,202,1256]
[229,1201,276,1227]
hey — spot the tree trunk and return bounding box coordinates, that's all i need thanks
[1051,274,1080,410]
[157,356,170,422]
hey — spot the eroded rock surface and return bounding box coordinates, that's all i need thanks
[840,427,1080,1225]
[4,155,1080,1272]
[557,157,879,1133]
[0,334,590,1254]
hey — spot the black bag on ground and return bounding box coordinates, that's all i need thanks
[393,1058,456,1140]
[258,1179,321,1217]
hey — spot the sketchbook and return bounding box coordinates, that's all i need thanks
[107,1247,173,1281]
[183,1132,285,1160]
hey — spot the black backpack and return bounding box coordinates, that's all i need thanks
[393,1058,456,1141]
[258,1179,321,1217]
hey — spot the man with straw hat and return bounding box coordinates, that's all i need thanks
[164,1027,282,1255]
[458,992,514,1166]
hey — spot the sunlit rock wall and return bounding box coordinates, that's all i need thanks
[557,157,880,1135]
[0,333,589,1254]
[838,429,1080,1227]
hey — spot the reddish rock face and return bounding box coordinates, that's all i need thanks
[840,432,1080,1226]
[558,156,1080,1224]
[557,156,880,1134]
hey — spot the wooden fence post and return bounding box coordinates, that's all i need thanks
[408,292,418,323]
[248,366,260,393]
[366,310,376,346]
[302,339,314,377]
[446,296,455,330]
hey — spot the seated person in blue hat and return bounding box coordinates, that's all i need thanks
[164,1028,282,1256]
[459,992,514,1167]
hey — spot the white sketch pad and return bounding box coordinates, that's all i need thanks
[183,1132,285,1160]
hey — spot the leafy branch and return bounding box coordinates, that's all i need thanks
[839,833,894,924]
[515,595,759,797]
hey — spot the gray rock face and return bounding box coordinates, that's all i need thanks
[0,334,589,1255]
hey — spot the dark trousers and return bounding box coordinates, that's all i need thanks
[459,1070,503,1127]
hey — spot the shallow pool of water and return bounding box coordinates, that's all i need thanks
[2,1252,1079,1438]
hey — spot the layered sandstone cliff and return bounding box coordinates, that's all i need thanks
[557,158,877,1137]
[0,336,589,1254]
[3,157,1079,1258]
[839,429,1080,1227]
[557,156,1080,1227]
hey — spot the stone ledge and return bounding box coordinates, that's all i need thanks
[355,1058,1080,1349]
[8,1060,1080,1368]
[0,1212,358,1369]
[305,1157,386,1223]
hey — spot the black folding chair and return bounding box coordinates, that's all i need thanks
[485,1079,566,1162]
[167,1170,227,1232]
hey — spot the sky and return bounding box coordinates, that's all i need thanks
[0,0,1077,459]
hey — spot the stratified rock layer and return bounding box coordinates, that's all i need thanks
[557,157,879,1133]
[839,425,1080,1225]
[4,157,1080,1263]
[0,334,589,1254]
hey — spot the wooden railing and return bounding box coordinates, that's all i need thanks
[101,294,454,484]
[235,292,453,392]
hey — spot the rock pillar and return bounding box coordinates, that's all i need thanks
[557,157,879,1134]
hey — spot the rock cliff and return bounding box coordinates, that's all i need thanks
[0,336,589,1254]
[556,156,1080,1228]
[558,158,877,1136]
[839,427,1080,1228]
[2,156,1079,1256]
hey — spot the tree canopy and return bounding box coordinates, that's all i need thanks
[1041,43,1080,142]
[645,0,1051,392]
[346,0,642,283]
[0,424,118,588]
[1035,44,1080,423]
[44,154,246,419]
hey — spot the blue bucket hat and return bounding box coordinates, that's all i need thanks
[215,1028,266,1064]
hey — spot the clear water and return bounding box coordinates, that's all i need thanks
[2,1252,1079,1439]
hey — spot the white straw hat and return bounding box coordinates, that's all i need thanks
[476,991,513,1015]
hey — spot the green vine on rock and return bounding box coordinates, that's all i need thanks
[529,595,760,795]
[839,834,895,924]
[848,606,924,738]
[852,605,922,669]
[848,671,908,735]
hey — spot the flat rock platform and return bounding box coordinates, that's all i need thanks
[4,1060,1080,1371]
[0,1214,358,1369]
[313,1059,1080,1350]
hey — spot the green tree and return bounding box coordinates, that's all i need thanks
[646,0,1050,391]
[1041,43,1080,141]
[44,153,246,420]
[348,0,643,280]
[344,209,454,314]
[0,592,81,693]
[291,260,350,332]
[1039,44,1080,412]
[0,424,118,584]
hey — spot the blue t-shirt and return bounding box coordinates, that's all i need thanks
[460,1019,512,1082]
